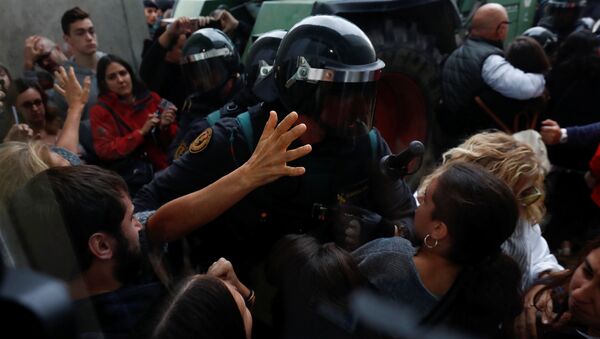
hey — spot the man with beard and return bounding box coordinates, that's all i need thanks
[8,165,161,338]
[7,112,309,337]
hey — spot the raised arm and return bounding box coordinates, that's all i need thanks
[54,66,90,154]
[145,111,312,243]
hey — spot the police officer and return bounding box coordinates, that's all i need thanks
[134,15,416,276]
[522,26,560,57]
[170,28,245,158]
[537,0,593,44]
[172,29,287,160]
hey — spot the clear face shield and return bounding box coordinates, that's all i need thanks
[180,47,232,94]
[283,56,384,138]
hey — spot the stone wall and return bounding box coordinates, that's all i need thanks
[0,0,148,77]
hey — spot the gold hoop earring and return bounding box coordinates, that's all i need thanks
[424,234,438,249]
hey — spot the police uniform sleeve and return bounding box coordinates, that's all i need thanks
[370,130,417,241]
[133,121,243,213]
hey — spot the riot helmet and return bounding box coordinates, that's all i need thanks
[273,15,385,138]
[546,0,586,9]
[545,0,587,30]
[180,28,241,96]
[522,26,559,55]
[244,29,286,88]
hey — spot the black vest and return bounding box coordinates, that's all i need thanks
[442,37,504,113]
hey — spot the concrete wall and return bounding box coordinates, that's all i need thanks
[0,0,148,78]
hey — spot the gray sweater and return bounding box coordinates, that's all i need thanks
[352,237,439,321]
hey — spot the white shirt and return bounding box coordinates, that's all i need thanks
[481,54,546,100]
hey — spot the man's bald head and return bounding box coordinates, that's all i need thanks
[470,4,510,41]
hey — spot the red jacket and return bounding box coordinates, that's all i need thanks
[589,144,600,206]
[90,91,177,170]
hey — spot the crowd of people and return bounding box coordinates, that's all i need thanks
[0,0,600,338]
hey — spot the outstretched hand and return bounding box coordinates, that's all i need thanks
[53,66,91,109]
[240,111,312,188]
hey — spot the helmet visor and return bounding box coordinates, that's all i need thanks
[312,81,378,138]
[181,58,229,94]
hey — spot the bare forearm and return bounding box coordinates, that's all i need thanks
[146,164,257,243]
[56,104,84,153]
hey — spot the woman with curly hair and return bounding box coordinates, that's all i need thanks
[421,131,562,288]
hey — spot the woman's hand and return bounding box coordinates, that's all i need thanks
[3,123,34,142]
[159,107,176,129]
[53,66,91,110]
[140,113,160,136]
[207,257,251,299]
[238,111,312,189]
[515,284,572,338]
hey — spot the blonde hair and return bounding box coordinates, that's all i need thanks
[0,141,51,203]
[420,131,545,223]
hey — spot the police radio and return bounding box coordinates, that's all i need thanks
[379,141,425,180]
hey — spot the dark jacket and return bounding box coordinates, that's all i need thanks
[139,37,188,110]
[134,106,416,279]
[73,282,165,339]
[546,53,600,170]
[442,37,504,114]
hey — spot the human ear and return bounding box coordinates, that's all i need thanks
[88,233,115,260]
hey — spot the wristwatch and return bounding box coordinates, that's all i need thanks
[559,128,568,144]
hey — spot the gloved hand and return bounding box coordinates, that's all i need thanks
[332,204,397,251]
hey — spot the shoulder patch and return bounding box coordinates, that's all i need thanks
[174,142,187,160]
[189,128,213,154]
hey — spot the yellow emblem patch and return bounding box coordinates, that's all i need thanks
[174,142,187,160]
[189,128,213,154]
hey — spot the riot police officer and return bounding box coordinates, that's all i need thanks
[172,29,287,160]
[134,15,416,276]
[522,26,560,58]
[170,28,245,157]
[537,0,593,44]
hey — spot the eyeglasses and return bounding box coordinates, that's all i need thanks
[496,20,511,33]
[20,99,43,110]
[518,186,543,207]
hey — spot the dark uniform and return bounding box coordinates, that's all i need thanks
[135,15,417,277]
[134,105,415,275]
[537,0,591,45]
[168,78,246,160]
[170,27,243,161]
[171,29,287,161]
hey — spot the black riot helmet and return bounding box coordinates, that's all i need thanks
[547,0,586,9]
[180,28,241,96]
[545,0,587,30]
[273,15,385,138]
[244,29,286,88]
[522,26,559,55]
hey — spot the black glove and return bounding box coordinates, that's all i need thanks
[332,204,397,251]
